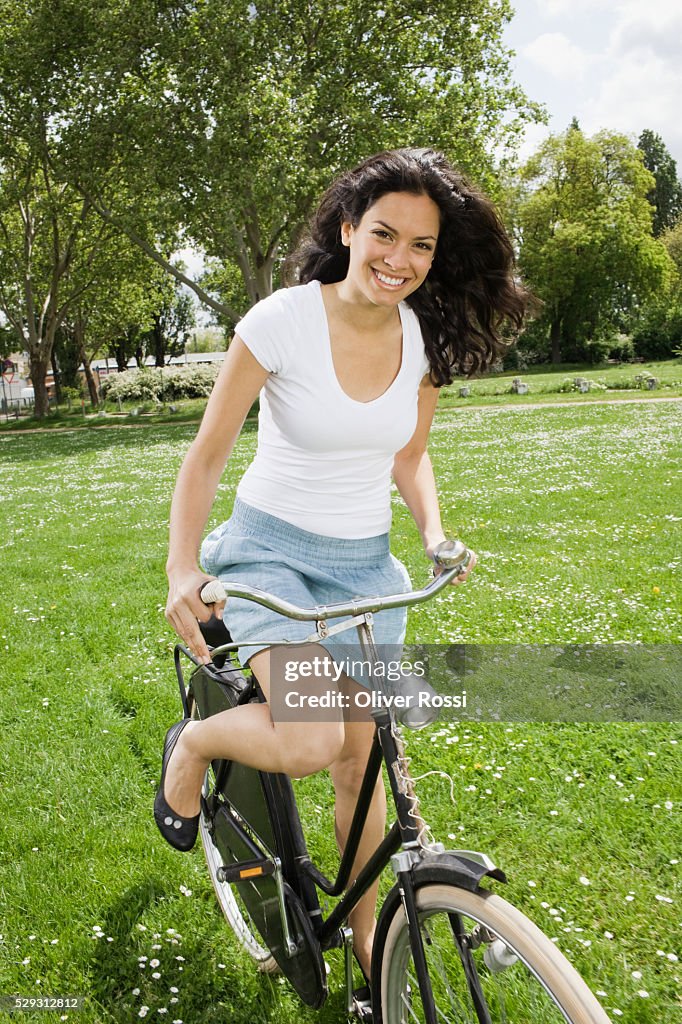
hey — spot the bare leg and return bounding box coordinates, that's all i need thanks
[162,645,345,818]
[328,688,386,982]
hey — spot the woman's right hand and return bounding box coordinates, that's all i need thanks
[165,567,227,665]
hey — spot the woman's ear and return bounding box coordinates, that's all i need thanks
[340,220,353,247]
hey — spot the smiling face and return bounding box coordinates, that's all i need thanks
[340,191,440,307]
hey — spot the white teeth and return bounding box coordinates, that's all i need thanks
[374,269,406,286]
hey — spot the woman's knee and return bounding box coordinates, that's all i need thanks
[278,722,345,778]
[330,753,382,798]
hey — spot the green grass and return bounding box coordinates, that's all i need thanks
[0,397,215,432]
[438,358,682,408]
[0,402,680,1023]
[2,359,681,432]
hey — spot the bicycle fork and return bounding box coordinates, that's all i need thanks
[351,616,438,1024]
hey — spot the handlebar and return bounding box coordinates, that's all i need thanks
[199,538,471,621]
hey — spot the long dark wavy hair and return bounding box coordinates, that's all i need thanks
[287,148,530,384]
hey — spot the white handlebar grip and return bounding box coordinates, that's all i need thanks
[200,579,227,605]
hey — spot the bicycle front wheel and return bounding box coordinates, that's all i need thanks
[376,883,612,1024]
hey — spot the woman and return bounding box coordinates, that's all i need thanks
[156,147,528,985]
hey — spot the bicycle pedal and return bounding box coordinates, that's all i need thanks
[216,857,276,883]
[351,991,373,1022]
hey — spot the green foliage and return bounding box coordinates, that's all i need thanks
[0,323,17,357]
[637,129,682,236]
[555,377,608,393]
[39,0,543,315]
[186,326,228,354]
[631,220,682,359]
[142,282,197,367]
[437,360,682,404]
[513,129,674,363]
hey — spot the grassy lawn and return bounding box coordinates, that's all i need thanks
[2,359,681,432]
[0,401,680,1023]
[438,358,682,409]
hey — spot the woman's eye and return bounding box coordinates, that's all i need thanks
[373,230,392,240]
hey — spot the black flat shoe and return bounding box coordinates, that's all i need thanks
[153,719,200,852]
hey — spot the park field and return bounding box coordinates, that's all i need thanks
[0,399,680,1023]
[2,358,682,432]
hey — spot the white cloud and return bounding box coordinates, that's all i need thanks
[580,0,682,158]
[522,32,593,80]
[584,54,682,158]
[612,2,682,62]
[514,121,552,165]
[506,0,682,167]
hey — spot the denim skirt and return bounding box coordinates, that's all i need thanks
[200,498,412,685]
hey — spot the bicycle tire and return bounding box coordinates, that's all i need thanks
[198,757,279,972]
[188,664,327,1007]
[188,661,280,969]
[375,882,612,1024]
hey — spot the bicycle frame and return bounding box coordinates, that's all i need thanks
[180,610,497,1019]
[183,547,505,1021]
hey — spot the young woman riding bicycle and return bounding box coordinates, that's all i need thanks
[156,147,528,987]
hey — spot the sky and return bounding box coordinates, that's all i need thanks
[503,0,682,169]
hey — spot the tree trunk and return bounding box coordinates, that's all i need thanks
[550,316,562,364]
[152,317,165,366]
[113,341,129,372]
[79,343,99,408]
[51,347,63,406]
[29,353,51,419]
[253,260,273,303]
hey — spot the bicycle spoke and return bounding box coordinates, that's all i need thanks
[380,884,610,1024]
[400,983,422,1024]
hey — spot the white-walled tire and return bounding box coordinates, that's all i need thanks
[377,884,612,1024]
[192,698,279,974]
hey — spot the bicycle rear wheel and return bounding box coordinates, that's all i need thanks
[375,882,612,1024]
[198,760,279,973]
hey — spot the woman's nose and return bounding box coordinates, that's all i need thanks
[384,246,409,271]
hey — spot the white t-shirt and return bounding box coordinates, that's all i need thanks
[235,279,431,538]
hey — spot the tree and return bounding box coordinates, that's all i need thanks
[50,0,544,321]
[0,143,117,416]
[76,262,188,400]
[0,0,133,417]
[514,129,673,363]
[1,0,544,411]
[637,130,682,237]
[144,284,196,368]
[631,220,682,358]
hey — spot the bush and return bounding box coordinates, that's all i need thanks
[100,364,220,403]
[556,378,608,393]
[632,306,682,360]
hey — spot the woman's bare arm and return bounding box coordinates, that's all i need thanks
[392,379,476,582]
[164,336,269,660]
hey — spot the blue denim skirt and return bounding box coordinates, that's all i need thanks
[200,499,412,684]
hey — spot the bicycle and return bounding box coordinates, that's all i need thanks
[171,540,612,1024]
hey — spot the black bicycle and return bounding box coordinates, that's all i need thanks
[172,541,612,1024]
